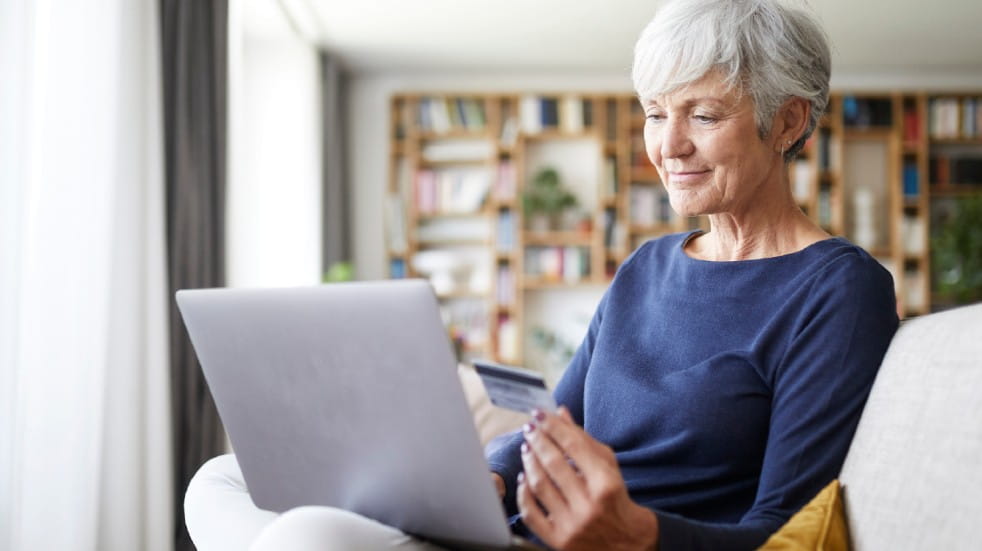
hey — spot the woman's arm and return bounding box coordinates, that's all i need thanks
[486,291,609,514]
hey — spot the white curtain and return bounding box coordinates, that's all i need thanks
[0,0,173,549]
[227,0,323,289]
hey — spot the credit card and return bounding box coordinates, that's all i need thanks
[472,360,557,415]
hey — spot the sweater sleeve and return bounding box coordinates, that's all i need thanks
[656,253,899,550]
[486,291,609,516]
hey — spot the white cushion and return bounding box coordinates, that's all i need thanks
[840,303,982,550]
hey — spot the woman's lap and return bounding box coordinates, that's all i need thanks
[185,453,444,550]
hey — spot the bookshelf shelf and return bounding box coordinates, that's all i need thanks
[522,231,594,246]
[630,223,676,234]
[931,187,982,197]
[524,131,603,141]
[417,239,492,247]
[418,131,493,140]
[418,211,490,221]
[842,129,894,140]
[522,279,601,290]
[418,159,494,168]
[436,290,489,300]
[930,138,982,145]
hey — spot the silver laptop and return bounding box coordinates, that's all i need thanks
[176,280,528,550]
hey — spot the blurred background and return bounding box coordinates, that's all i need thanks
[2,0,981,549]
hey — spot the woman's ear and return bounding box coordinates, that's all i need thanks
[775,97,811,148]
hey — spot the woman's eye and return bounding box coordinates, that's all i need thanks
[645,113,664,123]
[694,115,717,124]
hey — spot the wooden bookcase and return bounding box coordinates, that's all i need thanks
[387,91,982,368]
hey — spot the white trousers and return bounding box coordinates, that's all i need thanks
[185,454,446,551]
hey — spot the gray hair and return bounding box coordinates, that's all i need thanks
[632,0,831,161]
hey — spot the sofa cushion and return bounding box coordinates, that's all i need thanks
[839,303,982,550]
[759,479,849,550]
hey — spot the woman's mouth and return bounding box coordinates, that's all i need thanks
[667,170,711,186]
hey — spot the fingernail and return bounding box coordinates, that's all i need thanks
[522,422,535,434]
[517,472,525,484]
[521,442,529,455]
[532,409,545,422]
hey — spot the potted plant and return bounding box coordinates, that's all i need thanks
[932,196,982,305]
[522,167,578,232]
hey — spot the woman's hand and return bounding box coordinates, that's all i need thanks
[517,408,659,551]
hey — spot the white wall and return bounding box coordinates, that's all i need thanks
[226,12,323,288]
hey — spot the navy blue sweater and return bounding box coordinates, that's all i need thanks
[487,232,898,550]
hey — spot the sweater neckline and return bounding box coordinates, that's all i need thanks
[678,230,846,265]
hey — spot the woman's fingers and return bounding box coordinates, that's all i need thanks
[529,410,618,499]
[522,420,588,505]
[516,472,556,543]
[520,441,570,517]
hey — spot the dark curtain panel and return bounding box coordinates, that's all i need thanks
[160,1,228,549]
[320,52,350,272]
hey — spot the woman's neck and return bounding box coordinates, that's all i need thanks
[685,177,830,262]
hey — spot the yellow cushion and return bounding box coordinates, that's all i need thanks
[758,479,850,551]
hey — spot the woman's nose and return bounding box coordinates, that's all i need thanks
[660,117,693,160]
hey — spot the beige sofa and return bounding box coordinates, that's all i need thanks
[837,302,982,548]
[185,303,982,549]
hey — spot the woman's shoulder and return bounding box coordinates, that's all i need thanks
[806,238,894,285]
[620,231,695,267]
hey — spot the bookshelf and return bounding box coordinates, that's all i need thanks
[387,90,982,368]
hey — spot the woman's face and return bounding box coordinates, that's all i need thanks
[641,72,780,218]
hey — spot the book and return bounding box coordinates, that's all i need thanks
[930,98,960,139]
[901,214,925,255]
[540,98,559,128]
[495,161,516,201]
[500,116,519,148]
[414,169,491,214]
[524,246,589,283]
[582,100,594,128]
[429,97,452,133]
[903,163,919,197]
[496,210,515,251]
[962,98,976,138]
[792,160,812,203]
[930,155,950,186]
[904,269,926,312]
[421,140,494,162]
[603,157,618,197]
[496,314,518,363]
[520,95,542,134]
[389,258,406,278]
[818,188,831,227]
[561,95,584,134]
[496,264,514,306]
[417,218,491,244]
[385,193,408,254]
[952,157,982,184]
[903,108,920,143]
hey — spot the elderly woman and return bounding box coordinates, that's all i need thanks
[189,0,898,549]
[486,0,898,549]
